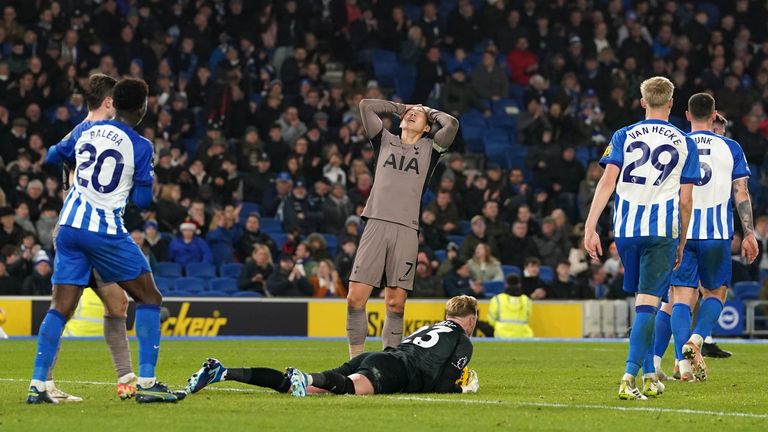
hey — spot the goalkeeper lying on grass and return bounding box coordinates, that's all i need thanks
[186,296,479,396]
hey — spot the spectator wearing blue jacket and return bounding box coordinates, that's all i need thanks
[168,221,213,266]
[206,204,243,266]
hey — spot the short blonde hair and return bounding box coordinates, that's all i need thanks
[640,76,674,108]
[445,295,478,318]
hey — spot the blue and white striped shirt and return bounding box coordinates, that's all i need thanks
[52,120,154,236]
[600,119,701,239]
[686,131,750,240]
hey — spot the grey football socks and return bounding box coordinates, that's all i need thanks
[382,310,404,349]
[346,306,367,359]
[103,315,134,379]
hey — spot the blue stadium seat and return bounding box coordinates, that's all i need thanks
[458,220,471,235]
[232,291,264,297]
[174,277,206,294]
[160,232,175,242]
[219,263,243,279]
[539,266,554,284]
[156,262,183,278]
[502,265,521,277]
[323,234,339,255]
[491,98,520,115]
[372,49,397,62]
[394,65,416,101]
[402,3,421,22]
[271,233,289,249]
[483,280,505,297]
[462,125,486,153]
[447,235,465,247]
[210,277,239,294]
[154,276,174,294]
[373,57,398,87]
[239,201,261,223]
[260,218,282,233]
[198,290,229,297]
[434,249,446,262]
[575,146,592,168]
[733,281,761,300]
[185,263,217,279]
[459,110,487,127]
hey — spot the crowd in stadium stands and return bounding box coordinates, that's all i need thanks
[1,0,768,303]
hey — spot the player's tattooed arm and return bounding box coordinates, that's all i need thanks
[732,178,755,236]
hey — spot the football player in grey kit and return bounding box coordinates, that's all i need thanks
[346,99,459,359]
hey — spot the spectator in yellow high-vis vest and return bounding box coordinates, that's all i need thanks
[488,274,534,338]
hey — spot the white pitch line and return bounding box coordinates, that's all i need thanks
[3,377,766,419]
[388,396,768,419]
[0,377,264,393]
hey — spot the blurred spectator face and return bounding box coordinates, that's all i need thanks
[562,148,575,162]
[284,107,299,123]
[473,243,488,261]
[293,183,307,199]
[424,2,437,19]
[280,257,295,272]
[421,209,436,225]
[55,106,70,122]
[189,160,205,175]
[341,241,357,255]
[458,0,473,16]
[144,223,157,239]
[515,37,529,51]
[294,47,307,62]
[509,169,524,185]
[181,226,195,241]
[524,261,540,276]
[245,215,260,232]
[294,138,308,155]
[482,52,495,68]
[295,242,310,259]
[449,156,464,172]
[725,75,739,90]
[131,230,145,246]
[286,157,300,174]
[416,261,430,278]
[473,176,487,191]
[456,262,471,278]
[357,174,372,191]
[268,126,282,141]
[746,116,760,133]
[517,206,531,222]
[35,260,51,276]
[471,218,486,236]
[512,221,527,239]
[556,262,570,280]
[253,246,270,266]
[427,47,440,63]
[314,181,330,196]
[331,183,345,199]
[541,220,554,237]
[197,66,211,82]
[551,209,566,227]
[276,179,292,195]
[436,191,451,207]
[592,267,607,284]
[27,181,43,199]
[482,201,498,220]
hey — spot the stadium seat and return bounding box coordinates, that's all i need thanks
[575,147,593,168]
[458,220,471,235]
[394,65,416,101]
[459,110,487,127]
[733,281,761,300]
[323,234,339,255]
[447,235,465,247]
[185,263,217,279]
[210,277,239,294]
[373,56,398,87]
[434,249,446,262]
[483,280,505,297]
[156,262,183,278]
[219,263,243,279]
[233,291,264,297]
[491,98,521,115]
[272,233,289,249]
[502,265,521,277]
[174,277,206,294]
[260,218,282,233]
[539,266,554,284]
[154,276,174,294]
[239,201,261,223]
[198,290,229,297]
[461,125,486,153]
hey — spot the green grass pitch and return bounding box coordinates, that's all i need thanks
[1,339,766,431]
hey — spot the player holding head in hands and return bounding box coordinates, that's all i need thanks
[43,74,142,402]
[28,78,182,404]
[668,94,756,381]
[584,76,700,400]
[186,295,478,396]
[346,99,458,359]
